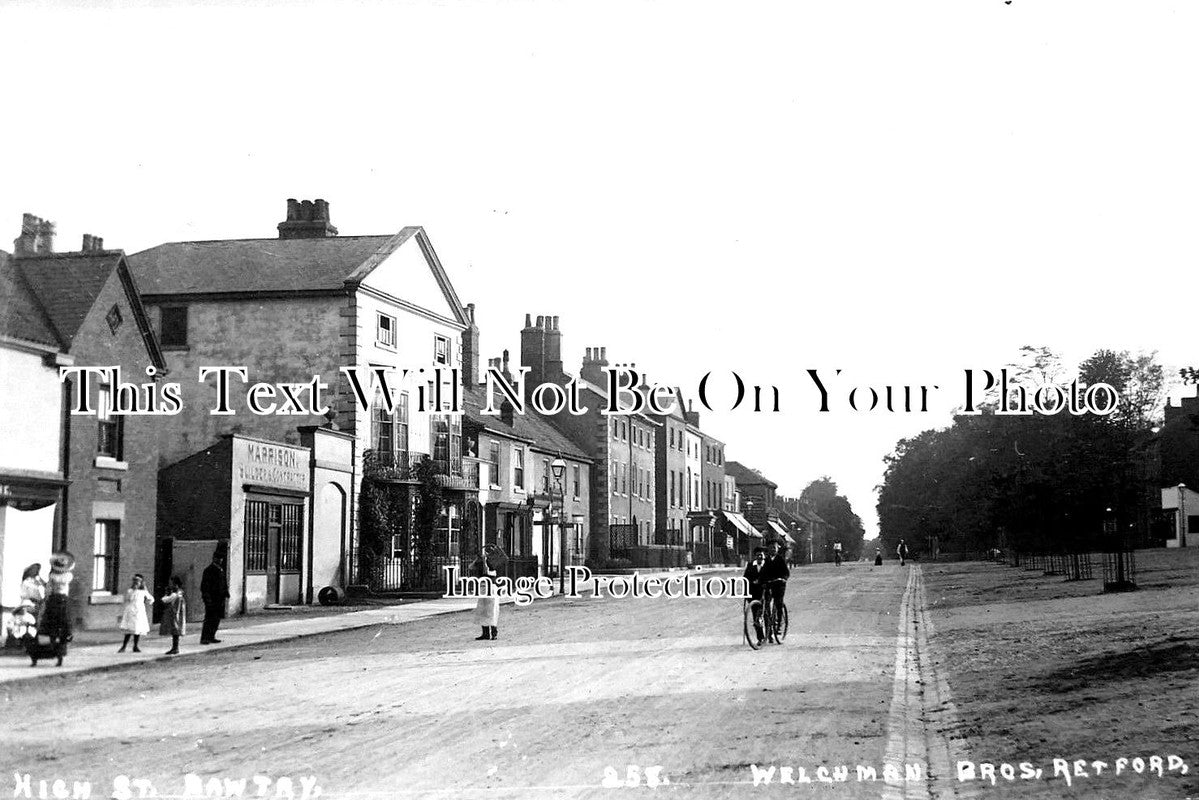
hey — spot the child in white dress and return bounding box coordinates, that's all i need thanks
[117,574,153,653]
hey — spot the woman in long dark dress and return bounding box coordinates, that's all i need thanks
[39,552,75,667]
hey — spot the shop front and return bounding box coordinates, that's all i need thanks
[158,435,312,619]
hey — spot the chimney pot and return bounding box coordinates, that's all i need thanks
[524,313,533,328]
[314,199,329,221]
[300,200,315,221]
[536,315,544,328]
[95,237,103,250]
[81,234,92,251]
[600,347,607,361]
[552,316,559,330]
[286,199,300,221]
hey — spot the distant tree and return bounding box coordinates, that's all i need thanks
[801,477,866,560]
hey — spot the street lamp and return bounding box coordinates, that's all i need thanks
[551,457,567,593]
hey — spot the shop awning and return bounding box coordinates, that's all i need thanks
[722,511,762,538]
[768,520,795,544]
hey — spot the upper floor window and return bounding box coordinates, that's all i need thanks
[573,465,581,498]
[513,448,525,489]
[377,313,397,348]
[434,334,450,365]
[543,458,551,493]
[97,384,123,460]
[488,440,501,487]
[160,306,188,348]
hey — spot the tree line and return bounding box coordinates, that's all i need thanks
[877,347,1170,558]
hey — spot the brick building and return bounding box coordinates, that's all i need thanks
[0,238,71,636]
[6,215,167,629]
[463,355,591,580]
[515,316,659,565]
[128,199,475,597]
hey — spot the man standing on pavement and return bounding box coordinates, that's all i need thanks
[200,549,230,645]
[896,539,909,567]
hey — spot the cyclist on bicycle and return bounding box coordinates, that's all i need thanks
[762,540,790,643]
[743,547,768,645]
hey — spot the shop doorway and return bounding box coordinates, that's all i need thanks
[246,498,303,606]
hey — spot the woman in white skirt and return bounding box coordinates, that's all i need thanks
[473,545,503,641]
[117,574,153,653]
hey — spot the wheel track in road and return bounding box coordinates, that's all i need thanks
[882,565,973,800]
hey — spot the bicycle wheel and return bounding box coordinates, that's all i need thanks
[762,596,775,643]
[774,603,789,642]
[744,600,762,650]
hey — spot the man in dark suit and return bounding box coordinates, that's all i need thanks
[761,540,790,642]
[743,547,768,644]
[200,550,230,644]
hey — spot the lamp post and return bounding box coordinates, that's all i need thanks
[551,457,567,594]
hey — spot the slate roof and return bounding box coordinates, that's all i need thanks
[15,251,124,345]
[0,249,61,348]
[128,233,401,295]
[724,460,778,489]
[462,386,591,463]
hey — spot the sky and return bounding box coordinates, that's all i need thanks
[2,0,1197,538]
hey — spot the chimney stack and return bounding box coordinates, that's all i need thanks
[684,398,700,427]
[13,213,55,256]
[520,312,546,403]
[81,234,104,252]
[544,314,564,384]
[581,345,609,385]
[277,197,339,239]
[461,302,480,388]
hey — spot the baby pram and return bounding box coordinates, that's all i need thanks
[12,603,66,667]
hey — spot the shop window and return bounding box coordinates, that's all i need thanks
[246,500,302,573]
[93,520,120,593]
[160,306,188,347]
[97,385,124,460]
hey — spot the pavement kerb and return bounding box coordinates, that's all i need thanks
[0,567,737,686]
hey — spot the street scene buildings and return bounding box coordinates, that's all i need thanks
[0,201,797,637]
[4,201,1197,639]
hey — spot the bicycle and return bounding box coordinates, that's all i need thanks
[743,580,788,649]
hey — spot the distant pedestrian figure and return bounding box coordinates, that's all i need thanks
[160,576,187,655]
[897,539,909,566]
[833,541,843,566]
[874,548,883,566]
[200,550,230,645]
[117,574,154,653]
[472,545,504,641]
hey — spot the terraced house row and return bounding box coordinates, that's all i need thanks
[0,199,828,637]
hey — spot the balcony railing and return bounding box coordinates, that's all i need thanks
[433,458,479,490]
[364,451,480,489]
[363,449,416,481]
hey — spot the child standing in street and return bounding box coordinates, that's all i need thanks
[159,576,187,655]
[118,574,154,653]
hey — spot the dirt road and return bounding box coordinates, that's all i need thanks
[1,564,913,800]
